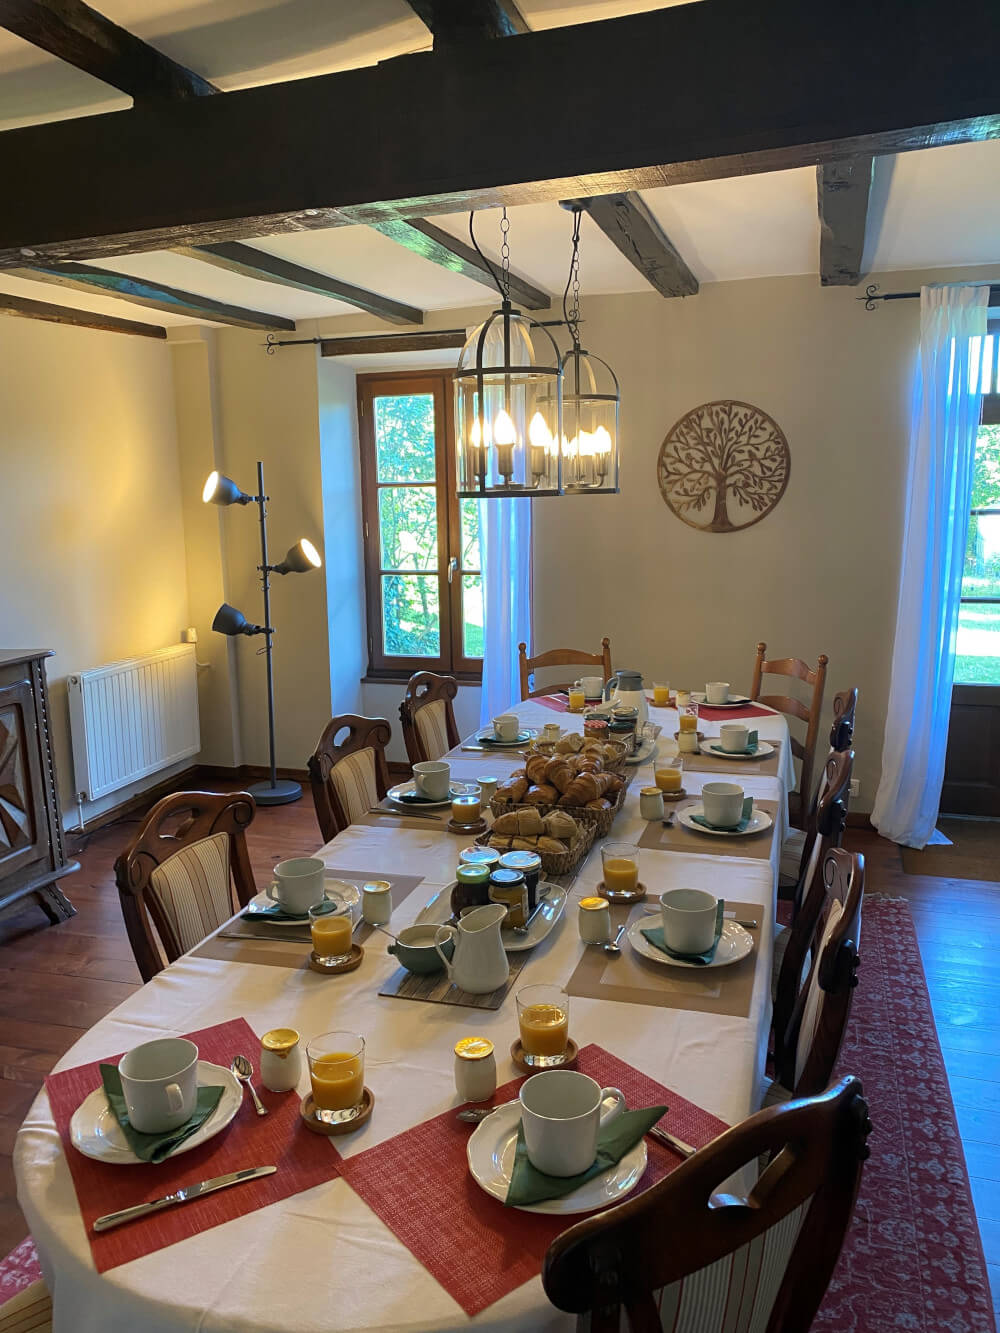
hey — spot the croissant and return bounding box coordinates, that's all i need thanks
[498,775,529,803]
[586,798,613,811]
[523,783,558,805]
[604,774,625,797]
[525,754,551,786]
[560,771,615,806]
[543,810,578,841]
[544,757,576,794]
[575,758,603,775]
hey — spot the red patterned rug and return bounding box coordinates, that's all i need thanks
[0,1236,41,1305]
[814,895,996,1332]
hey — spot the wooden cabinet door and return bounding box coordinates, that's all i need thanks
[941,684,1000,816]
[0,678,47,880]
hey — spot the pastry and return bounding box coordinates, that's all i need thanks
[544,757,576,793]
[523,783,558,805]
[537,836,567,854]
[525,754,551,786]
[554,734,584,754]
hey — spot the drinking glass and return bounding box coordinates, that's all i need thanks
[677,699,700,753]
[309,896,353,965]
[654,755,683,793]
[652,681,671,707]
[306,1031,366,1123]
[451,785,482,825]
[516,983,570,1067]
[601,841,639,894]
[567,681,586,711]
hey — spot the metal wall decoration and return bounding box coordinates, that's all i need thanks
[657,399,790,533]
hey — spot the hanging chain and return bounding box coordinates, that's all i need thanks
[499,207,511,304]
[564,208,582,349]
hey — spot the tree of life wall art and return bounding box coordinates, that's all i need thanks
[657,400,790,533]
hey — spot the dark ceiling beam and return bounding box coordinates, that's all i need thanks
[406,0,528,46]
[565,192,698,298]
[0,0,997,268]
[321,329,467,357]
[12,262,294,330]
[817,155,875,286]
[0,292,166,337]
[370,218,549,309]
[176,241,423,325]
[0,0,218,101]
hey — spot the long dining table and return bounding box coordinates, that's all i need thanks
[14,694,793,1333]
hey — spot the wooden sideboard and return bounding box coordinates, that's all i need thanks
[0,650,77,924]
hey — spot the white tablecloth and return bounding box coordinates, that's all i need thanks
[14,699,791,1333]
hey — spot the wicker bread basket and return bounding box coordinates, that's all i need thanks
[475,807,598,877]
[489,776,628,839]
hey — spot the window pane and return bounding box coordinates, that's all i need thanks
[374,394,436,483]
[955,602,1000,684]
[970,424,1000,510]
[462,574,484,659]
[962,511,1000,600]
[460,499,481,570]
[378,486,438,571]
[382,575,440,657]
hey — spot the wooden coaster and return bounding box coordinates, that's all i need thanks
[510,1037,579,1074]
[300,1086,375,1135]
[446,817,488,836]
[598,881,648,904]
[672,730,705,742]
[662,787,688,802]
[307,942,364,975]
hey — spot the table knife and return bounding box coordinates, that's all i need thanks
[93,1165,276,1232]
[648,1125,696,1158]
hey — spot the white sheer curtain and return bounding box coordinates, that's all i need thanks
[872,284,990,848]
[478,498,532,724]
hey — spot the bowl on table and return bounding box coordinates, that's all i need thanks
[387,924,455,974]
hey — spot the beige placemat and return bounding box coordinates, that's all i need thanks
[359,810,451,831]
[565,900,760,1016]
[638,799,779,861]
[379,950,530,1011]
[192,934,315,969]
[683,740,783,778]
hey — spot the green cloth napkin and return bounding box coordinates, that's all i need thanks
[506,1104,666,1206]
[241,902,308,921]
[396,789,442,803]
[710,730,758,756]
[640,900,725,965]
[691,795,754,832]
[100,1064,225,1164]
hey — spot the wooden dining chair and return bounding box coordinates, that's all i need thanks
[830,686,858,752]
[770,846,864,1102]
[307,714,392,843]
[399,671,460,765]
[542,1075,872,1333]
[517,637,613,700]
[750,642,828,828]
[779,689,858,890]
[114,790,257,983]
[0,1278,52,1332]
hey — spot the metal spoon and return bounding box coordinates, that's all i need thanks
[230,1055,268,1116]
[604,923,626,956]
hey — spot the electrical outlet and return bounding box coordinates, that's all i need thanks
[849,778,860,797]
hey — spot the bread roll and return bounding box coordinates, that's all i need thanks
[511,836,539,851]
[543,810,578,841]
[486,835,512,851]
[491,811,519,835]
[537,836,567,854]
[555,734,583,754]
[516,807,544,836]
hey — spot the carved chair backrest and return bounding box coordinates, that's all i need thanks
[307,714,392,842]
[399,672,460,765]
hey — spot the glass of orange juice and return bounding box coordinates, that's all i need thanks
[655,755,683,793]
[306,1031,365,1123]
[516,984,571,1067]
[601,842,640,896]
[567,681,586,711]
[652,681,671,707]
[309,896,354,966]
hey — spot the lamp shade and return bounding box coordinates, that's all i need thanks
[202,471,251,506]
[560,348,620,494]
[273,538,322,575]
[212,603,264,636]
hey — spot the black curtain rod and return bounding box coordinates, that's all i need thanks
[264,318,574,352]
[860,282,1000,311]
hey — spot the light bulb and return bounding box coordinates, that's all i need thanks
[577,430,595,457]
[528,412,552,450]
[594,425,612,456]
[494,409,518,446]
[299,538,322,569]
[202,471,219,503]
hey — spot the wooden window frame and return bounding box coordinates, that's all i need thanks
[358,369,483,682]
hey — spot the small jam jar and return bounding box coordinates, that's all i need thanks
[584,715,610,743]
[454,1036,497,1102]
[452,863,491,915]
[260,1028,302,1093]
[488,867,528,928]
[459,846,501,873]
[499,850,542,912]
[578,896,612,944]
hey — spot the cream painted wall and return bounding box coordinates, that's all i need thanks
[0,317,190,820]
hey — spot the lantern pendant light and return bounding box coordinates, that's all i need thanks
[559,204,620,494]
[455,209,563,498]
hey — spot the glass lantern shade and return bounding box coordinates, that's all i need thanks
[455,306,562,497]
[560,349,620,494]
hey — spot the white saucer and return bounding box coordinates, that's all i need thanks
[245,875,361,924]
[466,1101,647,1214]
[627,916,754,969]
[698,740,775,761]
[691,693,752,708]
[387,779,477,809]
[677,804,773,838]
[70,1061,242,1165]
[475,730,535,748]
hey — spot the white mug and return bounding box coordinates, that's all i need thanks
[660,888,719,955]
[705,681,730,704]
[519,1070,626,1177]
[477,775,499,804]
[118,1037,199,1134]
[719,723,750,753]
[701,781,745,828]
[413,760,451,800]
[492,714,520,741]
[580,676,604,701]
[267,857,326,915]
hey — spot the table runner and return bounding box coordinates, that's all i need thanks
[638,799,779,861]
[696,703,774,722]
[565,902,759,1016]
[533,693,570,712]
[338,1043,728,1317]
[43,1018,340,1273]
[683,739,783,778]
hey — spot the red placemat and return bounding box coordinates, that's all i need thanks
[338,1043,728,1317]
[697,703,774,722]
[45,1017,340,1272]
[534,693,570,712]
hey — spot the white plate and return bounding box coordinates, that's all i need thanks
[627,916,754,970]
[70,1061,242,1165]
[474,730,535,748]
[698,740,775,761]
[414,883,567,952]
[676,803,773,838]
[467,1101,647,1215]
[244,875,361,924]
[691,693,752,708]
[387,779,477,809]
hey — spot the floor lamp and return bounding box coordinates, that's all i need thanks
[203,461,322,806]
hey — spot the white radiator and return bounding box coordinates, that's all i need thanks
[67,644,201,801]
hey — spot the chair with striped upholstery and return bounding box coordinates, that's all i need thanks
[750,642,828,829]
[0,1279,52,1332]
[778,687,858,890]
[308,714,392,843]
[114,791,257,983]
[399,672,460,765]
[543,1076,871,1333]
